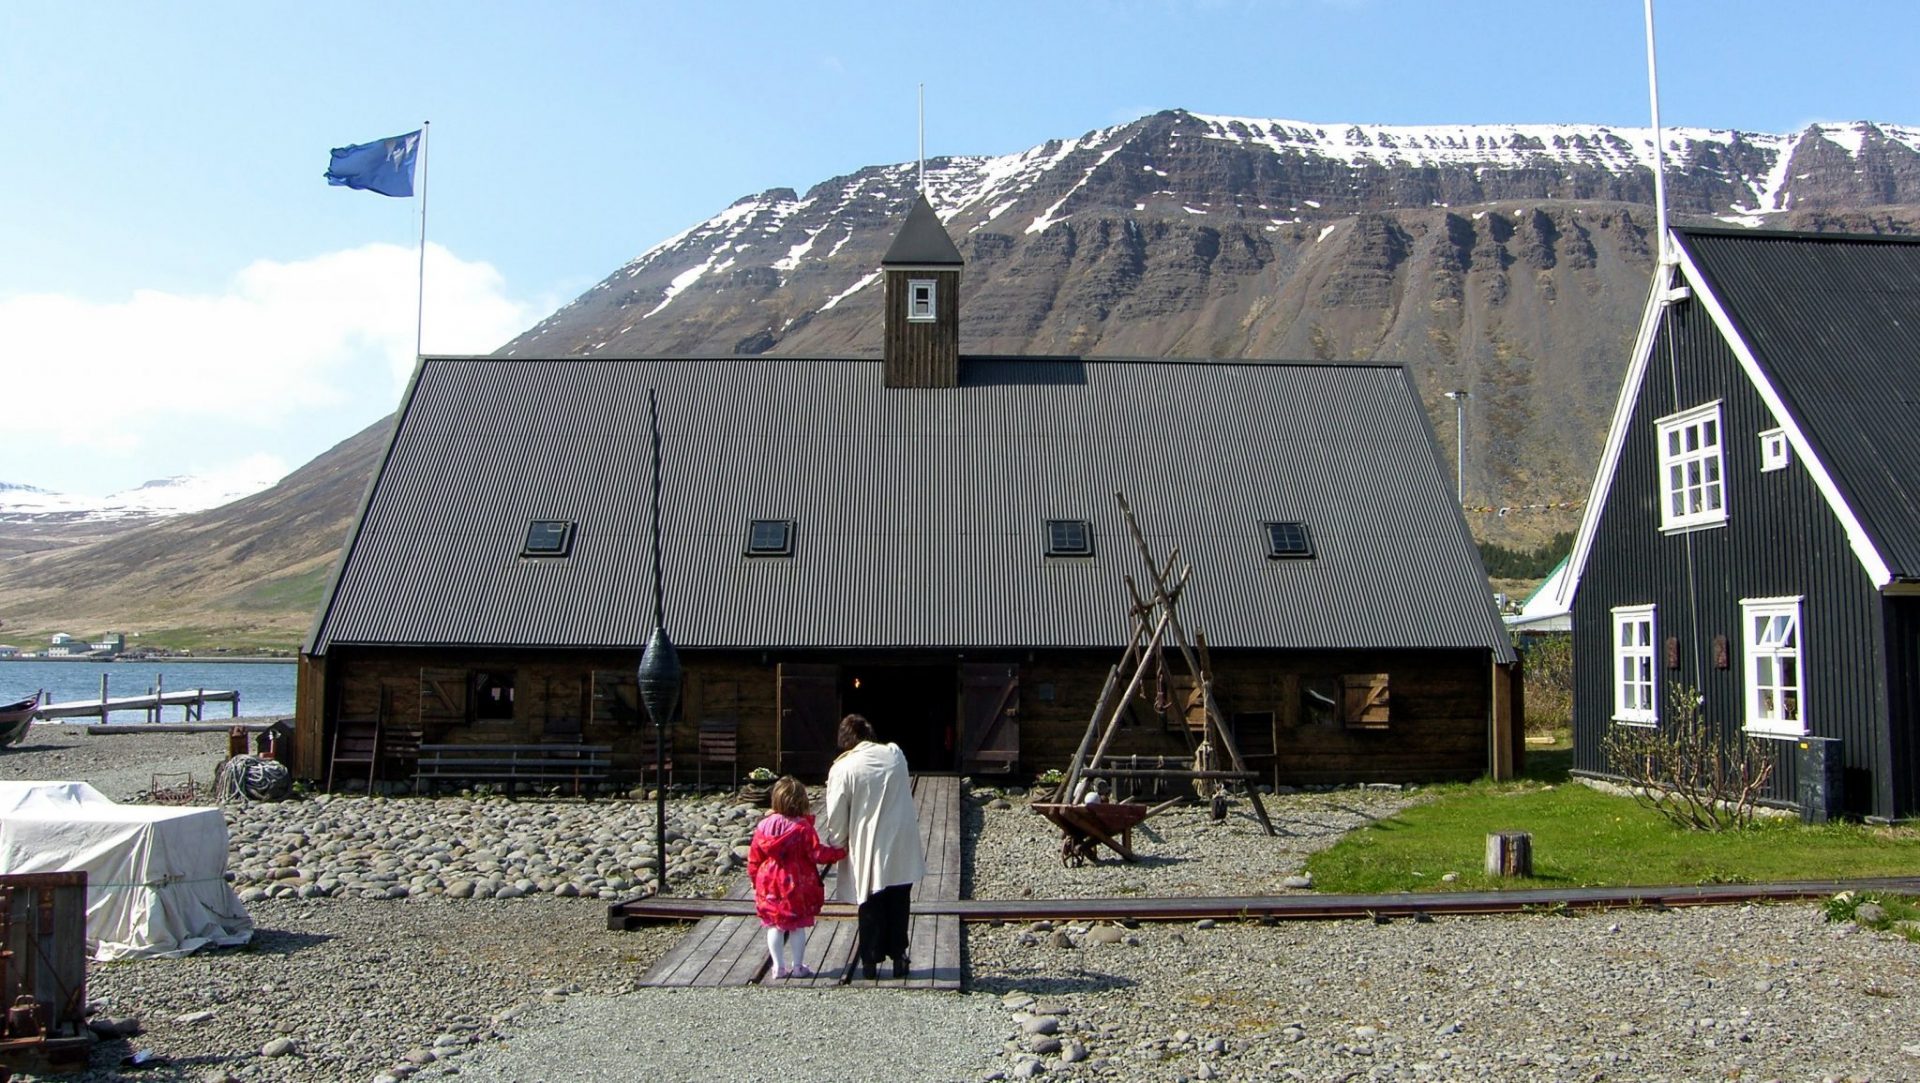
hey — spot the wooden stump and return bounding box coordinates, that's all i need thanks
[1485,831,1533,878]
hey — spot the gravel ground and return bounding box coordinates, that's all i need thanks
[5,726,1920,1083]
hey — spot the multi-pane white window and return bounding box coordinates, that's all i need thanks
[1742,596,1805,736]
[1655,402,1727,529]
[1612,605,1658,724]
[908,279,936,322]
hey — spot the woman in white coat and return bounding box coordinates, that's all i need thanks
[820,713,925,979]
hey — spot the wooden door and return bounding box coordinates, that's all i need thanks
[959,663,1020,775]
[778,663,840,777]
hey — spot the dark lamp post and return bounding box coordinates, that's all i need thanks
[638,387,680,894]
[1444,389,1470,503]
[638,626,679,893]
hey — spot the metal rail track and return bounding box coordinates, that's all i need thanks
[609,876,1920,929]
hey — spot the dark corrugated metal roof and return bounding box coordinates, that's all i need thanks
[881,194,963,266]
[1677,227,1920,577]
[309,355,1511,659]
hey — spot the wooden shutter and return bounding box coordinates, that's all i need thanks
[1341,673,1391,729]
[419,668,467,728]
[591,670,642,726]
[777,663,839,777]
[959,663,1020,775]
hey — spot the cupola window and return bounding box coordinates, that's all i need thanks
[908,279,936,322]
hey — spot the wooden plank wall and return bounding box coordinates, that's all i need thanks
[305,646,1496,787]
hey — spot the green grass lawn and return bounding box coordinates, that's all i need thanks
[1304,746,1920,893]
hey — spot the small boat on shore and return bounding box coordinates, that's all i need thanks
[0,689,42,747]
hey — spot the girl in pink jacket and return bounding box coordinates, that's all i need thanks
[747,776,847,978]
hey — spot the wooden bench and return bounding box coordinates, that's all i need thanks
[415,743,613,795]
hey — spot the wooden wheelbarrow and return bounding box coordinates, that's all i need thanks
[1031,802,1150,866]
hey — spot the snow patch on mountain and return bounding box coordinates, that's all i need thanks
[0,471,279,523]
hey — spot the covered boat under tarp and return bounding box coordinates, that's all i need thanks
[0,781,252,960]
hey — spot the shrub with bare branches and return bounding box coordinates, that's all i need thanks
[1602,683,1776,831]
[1519,634,1572,739]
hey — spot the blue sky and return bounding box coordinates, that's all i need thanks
[5,0,1915,497]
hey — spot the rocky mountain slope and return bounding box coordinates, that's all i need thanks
[0,421,387,648]
[4,109,1917,647]
[507,111,1920,545]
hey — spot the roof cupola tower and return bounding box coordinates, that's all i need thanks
[881,194,963,388]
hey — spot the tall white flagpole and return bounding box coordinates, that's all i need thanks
[415,120,431,360]
[917,84,925,195]
[1643,0,1670,266]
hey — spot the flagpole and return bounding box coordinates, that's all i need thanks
[1643,0,1670,267]
[415,120,430,360]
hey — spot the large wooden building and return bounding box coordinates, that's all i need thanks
[1558,227,1920,820]
[295,196,1518,788]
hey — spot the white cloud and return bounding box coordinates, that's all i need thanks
[2,244,534,497]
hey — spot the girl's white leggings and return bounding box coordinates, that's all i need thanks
[766,925,809,971]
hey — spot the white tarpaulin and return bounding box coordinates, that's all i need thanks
[0,781,252,960]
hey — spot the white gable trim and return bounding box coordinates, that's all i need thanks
[1673,241,1893,587]
[1558,236,1895,609]
[1554,261,1674,611]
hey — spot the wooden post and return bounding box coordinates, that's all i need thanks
[1485,831,1533,878]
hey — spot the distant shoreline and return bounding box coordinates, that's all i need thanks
[0,656,296,665]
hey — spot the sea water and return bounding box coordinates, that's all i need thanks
[0,659,297,723]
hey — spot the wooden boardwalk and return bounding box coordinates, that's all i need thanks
[636,775,964,990]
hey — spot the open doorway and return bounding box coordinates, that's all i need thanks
[840,664,956,772]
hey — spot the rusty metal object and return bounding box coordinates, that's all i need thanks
[145,772,199,804]
[0,875,91,1075]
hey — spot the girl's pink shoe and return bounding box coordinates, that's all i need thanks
[770,966,790,979]
[791,964,815,978]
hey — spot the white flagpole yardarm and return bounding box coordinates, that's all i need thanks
[415,120,431,360]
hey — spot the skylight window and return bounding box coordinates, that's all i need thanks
[1263,521,1314,559]
[522,520,575,558]
[746,519,795,557]
[1045,519,1094,557]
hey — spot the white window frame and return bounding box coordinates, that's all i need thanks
[1742,595,1805,737]
[1759,428,1790,472]
[907,278,936,322]
[1611,604,1658,725]
[1655,401,1727,530]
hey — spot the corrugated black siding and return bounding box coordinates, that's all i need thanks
[1680,229,1920,577]
[1572,294,1898,817]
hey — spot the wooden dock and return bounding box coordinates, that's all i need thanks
[633,775,964,990]
[35,677,239,724]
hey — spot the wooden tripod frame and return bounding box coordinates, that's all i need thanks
[1051,492,1274,835]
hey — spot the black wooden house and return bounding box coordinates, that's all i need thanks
[1558,227,1920,820]
[296,196,1517,788]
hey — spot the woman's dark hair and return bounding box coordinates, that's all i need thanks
[838,713,876,751]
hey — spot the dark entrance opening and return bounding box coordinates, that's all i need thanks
[840,664,956,772]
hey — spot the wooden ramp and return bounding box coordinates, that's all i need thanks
[635,775,963,991]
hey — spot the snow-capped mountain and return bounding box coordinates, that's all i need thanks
[0,473,279,523]
[505,110,1920,360]
[496,109,1920,547]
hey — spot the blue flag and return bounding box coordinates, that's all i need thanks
[325,130,421,197]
